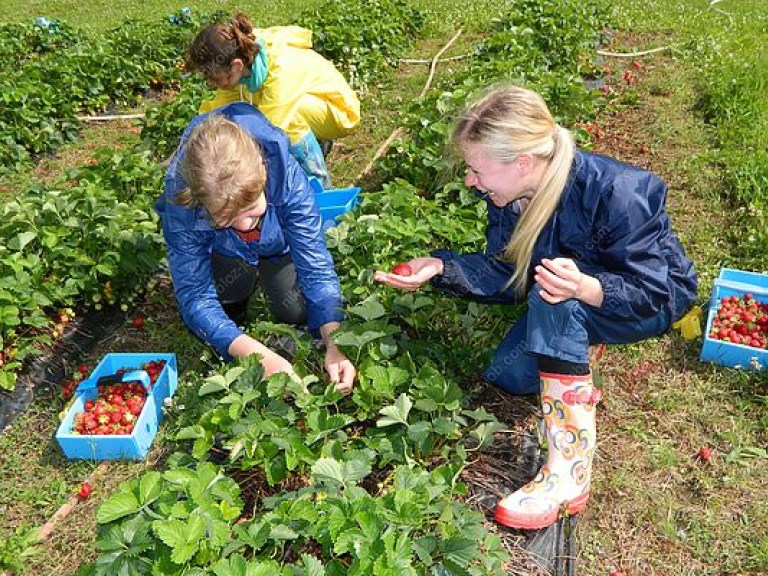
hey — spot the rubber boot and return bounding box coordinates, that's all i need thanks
[494,371,600,530]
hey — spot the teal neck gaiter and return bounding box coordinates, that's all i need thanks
[239,39,268,93]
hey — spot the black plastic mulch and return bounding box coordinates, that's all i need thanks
[462,384,576,576]
[0,306,126,432]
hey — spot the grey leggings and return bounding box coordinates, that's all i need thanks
[211,252,307,325]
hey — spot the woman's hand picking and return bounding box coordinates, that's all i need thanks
[373,257,444,291]
[228,334,300,381]
[324,344,356,395]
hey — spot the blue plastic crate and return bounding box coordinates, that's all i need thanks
[316,187,361,230]
[307,176,325,195]
[700,268,768,370]
[55,353,178,460]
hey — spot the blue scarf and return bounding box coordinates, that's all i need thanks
[239,39,268,93]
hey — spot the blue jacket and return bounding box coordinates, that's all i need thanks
[156,103,344,358]
[432,151,697,323]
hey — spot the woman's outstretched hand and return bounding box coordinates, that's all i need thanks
[373,257,444,291]
[534,257,603,306]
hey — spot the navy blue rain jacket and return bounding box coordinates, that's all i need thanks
[432,151,697,323]
[156,103,344,358]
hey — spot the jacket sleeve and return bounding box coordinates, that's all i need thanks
[587,172,673,320]
[162,224,243,360]
[277,161,344,332]
[257,26,313,48]
[257,35,359,143]
[430,248,518,304]
[160,133,243,360]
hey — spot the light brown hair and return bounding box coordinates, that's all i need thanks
[452,84,575,295]
[176,115,267,227]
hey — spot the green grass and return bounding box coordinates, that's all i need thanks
[611,0,768,266]
[0,1,305,32]
[0,0,502,34]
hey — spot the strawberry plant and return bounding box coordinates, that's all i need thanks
[0,10,219,175]
[0,19,80,69]
[0,525,40,573]
[86,463,243,574]
[490,0,608,74]
[137,79,209,158]
[0,154,165,390]
[377,0,608,193]
[298,0,425,89]
[86,351,508,574]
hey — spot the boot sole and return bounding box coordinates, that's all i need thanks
[494,491,590,530]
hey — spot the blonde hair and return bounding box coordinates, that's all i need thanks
[452,85,575,295]
[187,13,260,77]
[176,115,267,226]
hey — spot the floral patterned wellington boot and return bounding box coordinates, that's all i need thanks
[494,371,601,530]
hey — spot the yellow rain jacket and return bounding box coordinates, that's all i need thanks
[199,26,361,144]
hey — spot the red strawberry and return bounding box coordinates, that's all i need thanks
[77,482,93,500]
[697,446,712,463]
[132,316,145,330]
[391,263,413,276]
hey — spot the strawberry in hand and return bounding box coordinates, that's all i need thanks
[373,257,444,292]
[391,263,413,276]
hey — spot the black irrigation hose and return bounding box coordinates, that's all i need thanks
[0,305,126,433]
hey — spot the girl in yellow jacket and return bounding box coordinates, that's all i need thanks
[187,14,361,187]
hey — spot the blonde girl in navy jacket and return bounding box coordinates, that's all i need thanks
[374,85,696,530]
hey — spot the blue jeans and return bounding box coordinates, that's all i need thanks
[289,131,332,189]
[484,284,672,395]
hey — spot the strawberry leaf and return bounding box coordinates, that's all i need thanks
[377,394,413,427]
[96,472,163,524]
[152,514,206,564]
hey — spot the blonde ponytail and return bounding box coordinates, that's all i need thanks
[504,124,574,293]
[452,85,575,295]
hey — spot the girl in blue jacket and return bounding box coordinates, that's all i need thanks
[157,102,355,393]
[374,85,697,530]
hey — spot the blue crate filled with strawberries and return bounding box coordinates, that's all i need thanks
[55,353,177,460]
[700,268,768,370]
